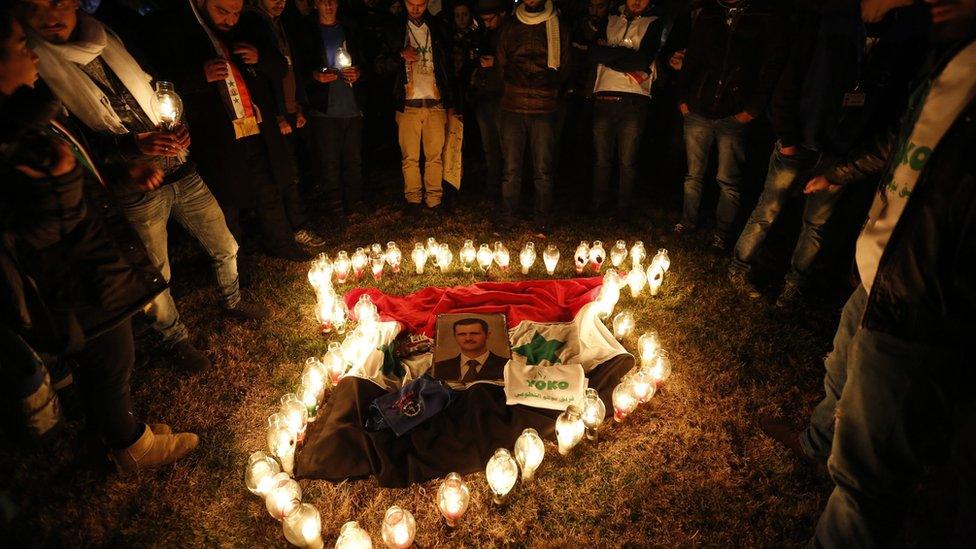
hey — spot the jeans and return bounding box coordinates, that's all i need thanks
[475,99,502,196]
[730,145,843,287]
[397,106,446,207]
[681,112,748,239]
[309,115,364,214]
[592,97,648,215]
[119,171,240,345]
[810,297,960,546]
[72,318,140,450]
[800,285,868,462]
[498,109,557,227]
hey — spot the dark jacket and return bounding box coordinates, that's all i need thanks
[677,0,789,119]
[770,2,929,154]
[497,11,572,113]
[294,15,368,114]
[247,7,311,118]
[141,4,296,208]
[468,24,504,102]
[821,43,976,346]
[0,119,166,353]
[431,351,508,382]
[389,14,457,111]
[588,8,672,98]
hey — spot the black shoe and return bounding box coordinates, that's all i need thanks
[404,202,423,216]
[728,269,761,299]
[265,244,313,262]
[775,283,804,309]
[222,300,269,321]
[710,234,729,252]
[532,224,550,239]
[759,415,827,477]
[167,339,211,373]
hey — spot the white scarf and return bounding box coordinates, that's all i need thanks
[28,13,159,135]
[515,0,561,70]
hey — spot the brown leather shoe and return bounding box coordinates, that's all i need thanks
[760,415,828,478]
[111,424,198,476]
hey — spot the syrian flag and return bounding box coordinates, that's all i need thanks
[340,279,630,401]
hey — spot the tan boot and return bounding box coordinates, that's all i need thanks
[149,423,172,435]
[111,424,199,476]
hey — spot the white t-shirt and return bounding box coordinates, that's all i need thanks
[405,21,440,100]
[856,41,976,294]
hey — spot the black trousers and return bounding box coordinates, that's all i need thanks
[222,136,296,248]
[309,115,364,215]
[72,319,140,450]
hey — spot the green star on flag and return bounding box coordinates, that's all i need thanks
[513,332,565,366]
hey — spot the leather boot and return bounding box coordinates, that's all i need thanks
[111,424,198,476]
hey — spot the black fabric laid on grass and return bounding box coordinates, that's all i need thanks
[295,354,634,487]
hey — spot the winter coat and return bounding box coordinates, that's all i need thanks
[677,0,789,119]
[140,4,297,208]
[388,14,458,111]
[468,25,504,103]
[293,16,368,114]
[822,44,976,346]
[589,7,671,98]
[0,119,166,354]
[497,13,571,114]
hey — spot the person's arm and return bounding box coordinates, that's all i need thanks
[769,10,818,149]
[594,17,670,73]
[9,140,86,249]
[804,123,898,193]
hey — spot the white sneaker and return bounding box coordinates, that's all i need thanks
[293,229,326,249]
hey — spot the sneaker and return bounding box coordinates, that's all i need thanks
[673,222,694,235]
[775,283,804,309]
[710,234,728,252]
[728,270,761,299]
[759,415,827,478]
[167,339,211,373]
[293,229,326,249]
[223,300,269,321]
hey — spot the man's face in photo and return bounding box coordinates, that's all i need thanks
[454,321,488,355]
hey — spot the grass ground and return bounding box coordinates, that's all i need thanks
[0,162,850,547]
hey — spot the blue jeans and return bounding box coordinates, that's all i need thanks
[498,109,557,227]
[118,172,240,345]
[731,145,843,287]
[475,99,502,195]
[592,97,647,215]
[680,112,748,238]
[809,290,960,546]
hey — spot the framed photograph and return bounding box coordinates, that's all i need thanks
[431,313,511,383]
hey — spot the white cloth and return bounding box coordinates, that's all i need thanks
[856,41,976,293]
[504,362,586,411]
[515,0,561,70]
[28,13,160,135]
[405,21,439,100]
[593,9,657,97]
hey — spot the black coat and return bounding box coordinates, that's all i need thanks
[388,14,458,111]
[0,120,166,353]
[677,0,789,119]
[431,351,509,382]
[141,4,296,208]
[293,16,368,114]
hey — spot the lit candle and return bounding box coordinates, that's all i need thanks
[543,245,559,275]
[629,241,646,268]
[380,506,416,549]
[595,271,621,318]
[335,46,353,69]
[637,331,660,366]
[646,260,665,296]
[655,249,671,272]
[280,393,309,441]
[307,253,332,290]
[245,450,281,496]
[436,472,471,527]
[476,243,493,274]
[425,237,439,259]
[493,241,510,271]
[437,243,453,273]
[612,381,638,423]
[610,240,627,269]
[410,243,428,274]
[351,248,368,280]
[335,521,373,549]
[629,369,656,403]
[589,240,606,271]
[385,242,402,273]
[555,405,585,456]
[153,81,183,129]
[353,294,379,327]
[283,503,324,549]
[485,448,519,504]
[626,266,646,298]
[573,241,590,274]
[334,251,352,284]
[322,342,345,386]
[265,471,302,521]
[612,311,635,339]
[459,239,477,272]
[370,251,385,281]
[513,428,545,482]
[267,413,296,474]
[580,388,606,441]
[314,290,337,332]
[519,242,536,274]
[648,349,672,386]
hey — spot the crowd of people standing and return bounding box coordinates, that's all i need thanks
[0,0,974,545]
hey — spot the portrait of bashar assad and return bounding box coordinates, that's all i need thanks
[432,315,510,383]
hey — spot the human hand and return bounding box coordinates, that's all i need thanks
[233,42,259,64]
[15,139,76,179]
[136,131,183,157]
[401,46,419,62]
[340,66,360,84]
[204,59,230,82]
[171,124,191,149]
[733,111,754,123]
[295,111,307,129]
[779,144,798,156]
[804,175,840,194]
[278,116,293,135]
[479,55,494,68]
[128,163,165,192]
[679,102,690,116]
[313,69,339,83]
[669,49,685,71]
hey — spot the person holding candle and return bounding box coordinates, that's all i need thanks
[0,10,198,474]
[14,0,272,373]
[295,0,366,222]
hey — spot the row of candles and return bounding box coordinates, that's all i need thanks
[308,238,672,333]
